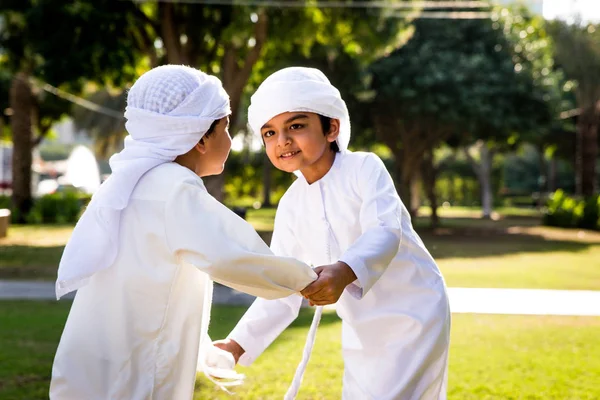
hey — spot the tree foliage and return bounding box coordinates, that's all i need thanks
[368,6,565,219]
[548,19,600,196]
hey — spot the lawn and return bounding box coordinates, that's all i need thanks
[421,227,600,290]
[0,302,598,400]
[3,207,600,290]
[0,209,273,280]
[0,225,72,280]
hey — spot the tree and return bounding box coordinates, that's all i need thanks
[369,6,563,222]
[369,17,489,218]
[60,2,406,204]
[231,3,409,206]
[461,8,566,217]
[0,0,141,221]
[549,20,600,197]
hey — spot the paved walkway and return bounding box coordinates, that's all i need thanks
[1,280,599,316]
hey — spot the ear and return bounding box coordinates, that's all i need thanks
[326,118,341,143]
[194,140,208,154]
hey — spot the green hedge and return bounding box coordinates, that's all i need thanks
[0,192,91,224]
[543,190,600,230]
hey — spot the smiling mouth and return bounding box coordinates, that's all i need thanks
[279,150,300,159]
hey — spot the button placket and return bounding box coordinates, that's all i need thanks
[318,182,332,263]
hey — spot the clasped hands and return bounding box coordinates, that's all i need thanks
[212,262,357,365]
[300,261,357,306]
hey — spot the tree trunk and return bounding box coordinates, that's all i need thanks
[421,148,439,228]
[262,151,272,207]
[208,11,268,203]
[578,109,598,197]
[392,149,411,217]
[159,3,185,64]
[203,174,226,202]
[221,11,268,127]
[548,155,557,192]
[449,176,455,205]
[538,144,547,190]
[464,143,494,219]
[410,169,421,216]
[479,145,494,219]
[10,73,34,223]
[575,115,583,196]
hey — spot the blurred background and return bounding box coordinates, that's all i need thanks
[0,0,598,227]
[1,1,599,399]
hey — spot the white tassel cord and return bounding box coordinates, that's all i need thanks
[284,306,324,400]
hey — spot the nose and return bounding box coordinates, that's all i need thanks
[225,130,232,152]
[277,130,291,147]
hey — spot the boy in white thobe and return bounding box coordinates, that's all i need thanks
[215,67,451,399]
[50,65,317,400]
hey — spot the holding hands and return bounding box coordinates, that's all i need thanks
[300,261,357,306]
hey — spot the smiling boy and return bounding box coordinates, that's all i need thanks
[215,67,451,400]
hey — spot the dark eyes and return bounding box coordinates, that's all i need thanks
[262,123,304,138]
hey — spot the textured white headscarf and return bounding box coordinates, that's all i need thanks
[56,65,231,299]
[248,67,351,152]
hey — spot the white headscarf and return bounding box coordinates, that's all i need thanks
[248,67,351,152]
[56,65,231,299]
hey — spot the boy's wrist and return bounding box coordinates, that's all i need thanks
[229,339,245,363]
[337,261,357,286]
[214,338,245,364]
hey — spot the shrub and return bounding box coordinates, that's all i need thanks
[27,192,89,224]
[578,194,600,230]
[0,192,91,224]
[543,190,599,230]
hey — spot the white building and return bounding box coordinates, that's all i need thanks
[543,0,600,23]
[494,0,544,15]
[51,118,93,146]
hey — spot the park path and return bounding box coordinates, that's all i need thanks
[1,280,599,316]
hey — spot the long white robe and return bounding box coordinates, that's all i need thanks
[228,151,451,400]
[50,163,317,400]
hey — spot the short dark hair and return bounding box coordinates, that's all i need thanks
[318,114,340,153]
[199,119,221,144]
[204,119,220,138]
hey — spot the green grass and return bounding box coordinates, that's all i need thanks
[0,213,275,280]
[447,314,600,399]
[436,244,600,290]
[1,302,598,400]
[245,207,276,231]
[0,225,72,280]
[3,208,600,290]
[419,226,600,290]
[0,301,71,400]
[418,205,543,219]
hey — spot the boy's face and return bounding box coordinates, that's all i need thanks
[260,112,339,175]
[199,116,232,176]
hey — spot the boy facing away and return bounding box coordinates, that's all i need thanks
[215,67,451,400]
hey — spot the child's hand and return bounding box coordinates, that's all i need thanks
[212,339,245,364]
[300,261,357,306]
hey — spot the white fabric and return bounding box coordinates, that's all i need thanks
[228,151,451,399]
[56,65,231,299]
[284,306,323,400]
[248,67,351,152]
[50,163,317,400]
[197,279,244,393]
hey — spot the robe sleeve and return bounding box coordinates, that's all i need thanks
[165,182,317,300]
[226,201,305,366]
[339,153,402,299]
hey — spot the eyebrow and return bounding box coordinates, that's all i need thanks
[261,114,309,130]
